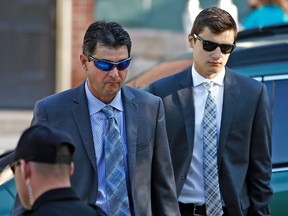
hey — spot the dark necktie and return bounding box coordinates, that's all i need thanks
[203,81,223,216]
[102,105,130,216]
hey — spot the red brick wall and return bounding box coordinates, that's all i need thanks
[71,0,95,87]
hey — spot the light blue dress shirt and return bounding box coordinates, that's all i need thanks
[85,80,128,213]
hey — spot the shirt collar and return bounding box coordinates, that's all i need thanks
[192,65,225,87]
[85,80,124,116]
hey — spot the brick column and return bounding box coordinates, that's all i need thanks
[71,0,95,87]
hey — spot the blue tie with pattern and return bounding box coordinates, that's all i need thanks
[203,81,223,216]
[102,105,130,216]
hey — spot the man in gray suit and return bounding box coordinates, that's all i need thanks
[14,21,179,216]
[148,7,273,216]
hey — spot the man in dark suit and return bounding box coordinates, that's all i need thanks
[148,7,273,216]
[18,21,179,216]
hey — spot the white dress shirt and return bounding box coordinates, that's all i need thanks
[178,65,225,204]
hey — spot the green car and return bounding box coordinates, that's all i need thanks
[227,24,288,216]
[1,24,288,215]
[0,152,16,216]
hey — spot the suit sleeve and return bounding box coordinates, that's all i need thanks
[151,98,180,216]
[247,84,273,215]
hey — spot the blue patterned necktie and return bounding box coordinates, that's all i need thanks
[203,81,223,216]
[102,105,130,216]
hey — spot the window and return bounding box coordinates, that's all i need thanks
[265,79,288,166]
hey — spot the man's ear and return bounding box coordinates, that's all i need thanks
[20,160,31,180]
[188,34,195,48]
[80,54,89,71]
[70,162,75,176]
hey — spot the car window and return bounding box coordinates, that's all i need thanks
[0,167,16,216]
[265,79,288,166]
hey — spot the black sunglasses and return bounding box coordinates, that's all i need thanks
[10,160,21,174]
[193,34,236,54]
[88,56,132,71]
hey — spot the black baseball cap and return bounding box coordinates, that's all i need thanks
[13,124,75,164]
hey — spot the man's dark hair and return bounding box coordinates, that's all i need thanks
[82,20,132,57]
[191,7,238,42]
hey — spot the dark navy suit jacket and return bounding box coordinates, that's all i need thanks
[148,67,273,216]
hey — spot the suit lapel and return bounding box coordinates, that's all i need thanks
[218,69,240,164]
[122,86,137,182]
[177,68,195,152]
[72,83,97,172]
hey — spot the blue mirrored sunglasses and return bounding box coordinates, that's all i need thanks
[88,56,132,71]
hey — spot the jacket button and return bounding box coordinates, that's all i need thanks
[181,175,186,180]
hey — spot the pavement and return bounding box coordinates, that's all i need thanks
[0,110,33,155]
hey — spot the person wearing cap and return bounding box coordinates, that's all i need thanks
[10,124,105,216]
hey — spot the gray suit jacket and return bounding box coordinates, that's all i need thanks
[29,83,180,216]
[148,67,273,216]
